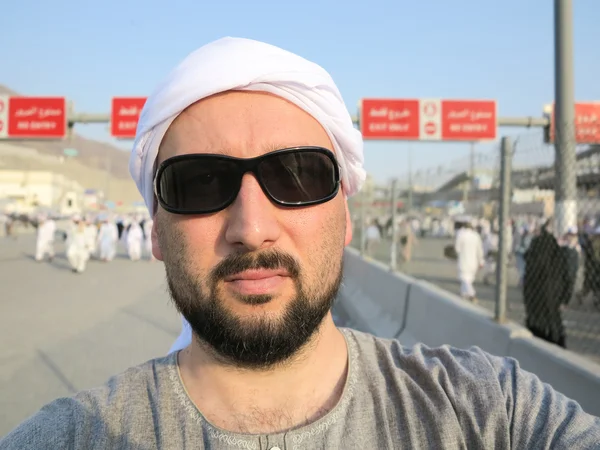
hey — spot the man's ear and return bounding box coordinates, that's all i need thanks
[344,198,353,246]
[151,214,164,261]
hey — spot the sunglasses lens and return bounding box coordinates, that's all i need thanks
[158,158,239,212]
[258,151,338,204]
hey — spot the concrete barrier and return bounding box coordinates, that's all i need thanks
[337,248,412,340]
[400,279,530,357]
[340,247,600,416]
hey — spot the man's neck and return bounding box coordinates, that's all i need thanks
[177,315,348,434]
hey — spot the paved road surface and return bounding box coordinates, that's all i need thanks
[0,234,352,436]
[356,236,600,364]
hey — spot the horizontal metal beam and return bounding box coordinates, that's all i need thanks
[349,115,549,128]
[68,113,550,129]
[69,113,110,125]
[497,116,550,127]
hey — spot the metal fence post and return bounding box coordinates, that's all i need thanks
[495,136,512,323]
[554,0,578,237]
[359,189,367,256]
[390,179,398,270]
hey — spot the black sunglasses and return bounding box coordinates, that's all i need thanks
[154,146,341,215]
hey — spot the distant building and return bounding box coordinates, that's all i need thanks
[82,188,106,210]
[0,170,83,215]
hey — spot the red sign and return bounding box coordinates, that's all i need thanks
[3,97,67,139]
[360,99,420,140]
[111,97,147,139]
[548,102,600,144]
[360,98,497,141]
[441,100,497,141]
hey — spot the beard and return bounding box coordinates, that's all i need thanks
[162,229,343,370]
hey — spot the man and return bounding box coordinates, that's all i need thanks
[2,37,599,449]
[34,213,56,262]
[126,217,144,261]
[481,226,498,286]
[97,214,119,262]
[84,215,99,259]
[65,215,91,274]
[364,219,381,257]
[454,216,484,303]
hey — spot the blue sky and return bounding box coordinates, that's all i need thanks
[1,0,599,186]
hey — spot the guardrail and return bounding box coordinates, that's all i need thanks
[337,247,600,417]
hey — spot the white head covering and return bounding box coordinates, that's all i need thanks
[566,225,578,235]
[129,37,365,215]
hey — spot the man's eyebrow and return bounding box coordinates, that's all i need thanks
[262,143,319,152]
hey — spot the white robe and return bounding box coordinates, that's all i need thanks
[66,229,90,273]
[35,220,56,261]
[127,224,144,261]
[454,228,484,298]
[97,223,119,261]
[84,224,99,258]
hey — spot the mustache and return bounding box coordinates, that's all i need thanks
[210,249,301,283]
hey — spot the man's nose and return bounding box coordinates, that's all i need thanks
[224,173,282,251]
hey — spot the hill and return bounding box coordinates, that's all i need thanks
[0,84,141,203]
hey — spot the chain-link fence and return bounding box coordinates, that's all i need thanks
[348,129,600,364]
[506,130,600,361]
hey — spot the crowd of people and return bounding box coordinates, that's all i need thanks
[361,210,600,349]
[32,212,156,273]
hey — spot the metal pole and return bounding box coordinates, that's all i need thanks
[554,0,577,236]
[495,136,512,323]
[390,178,399,270]
[105,149,111,205]
[359,189,367,256]
[470,142,476,191]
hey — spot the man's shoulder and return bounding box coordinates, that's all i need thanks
[342,327,512,397]
[73,353,174,408]
[0,354,174,449]
[343,327,504,374]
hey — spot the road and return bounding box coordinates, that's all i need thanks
[356,236,600,364]
[0,233,352,436]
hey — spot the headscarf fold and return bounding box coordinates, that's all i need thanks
[129,36,366,215]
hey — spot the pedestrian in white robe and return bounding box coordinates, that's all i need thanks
[481,231,499,285]
[84,217,99,259]
[66,219,90,273]
[454,220,484,302]
[35,215,56,262]
[97,218,119,262]
[127,222,144,261]
[364,221,380,257]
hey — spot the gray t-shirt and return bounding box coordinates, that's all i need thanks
[1,328,599,449]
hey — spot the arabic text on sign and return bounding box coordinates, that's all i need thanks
[368,108,411,120]
[15,108,38,118]
[119,106,142,116]
[38,109,63,119]
[470,111,493,121]
[369,108,388,118]
[447,109,493,121]
[118,121,138,130]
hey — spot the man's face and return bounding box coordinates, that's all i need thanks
[153,91,352,369]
